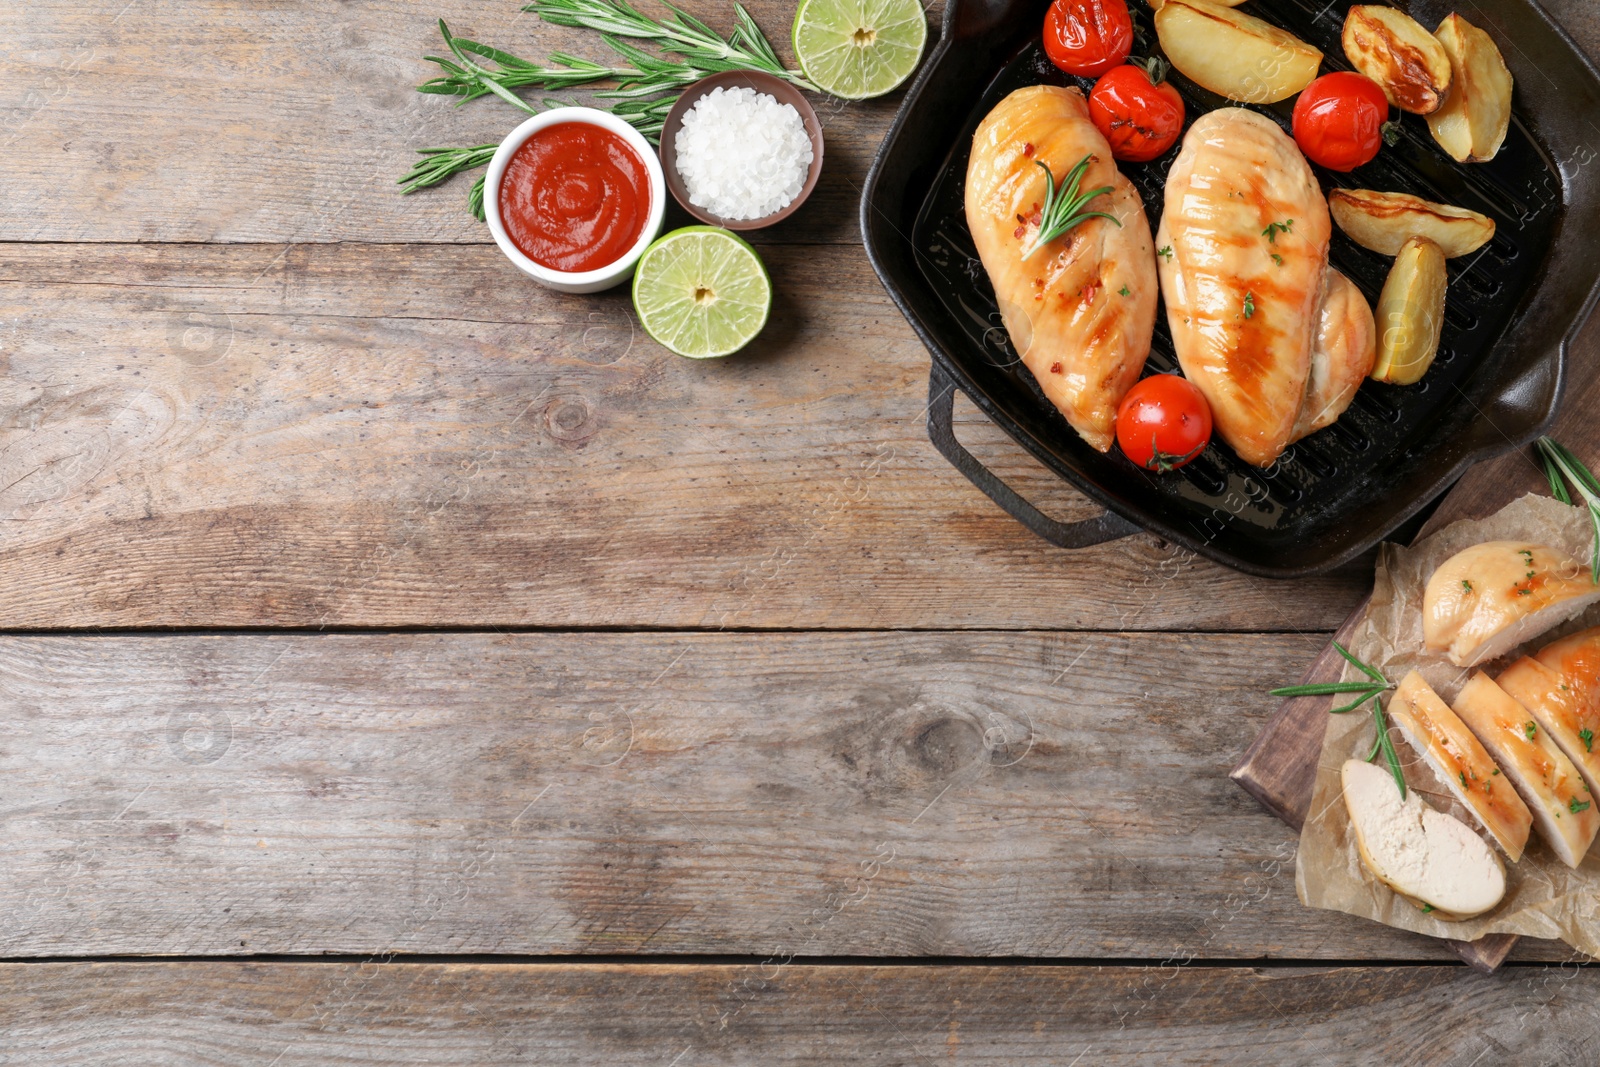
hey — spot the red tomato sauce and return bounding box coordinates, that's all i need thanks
[498,122,650,273]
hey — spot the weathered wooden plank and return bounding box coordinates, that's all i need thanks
[0,0,916,245]
[0,242,1367,629]
[0,630,1572,961]
[3,961,1598,1065]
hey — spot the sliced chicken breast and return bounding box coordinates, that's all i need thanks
[1156,107,1332,466]
[1498,656,1600,800]
[1342,759,1506,920]
[966,85,1159,452]
[1536,626,1600,709]
[1454,672,1600,868]
[1291,270,1377,442]
[1423,542,1600,667]
[1388,670,1532,861]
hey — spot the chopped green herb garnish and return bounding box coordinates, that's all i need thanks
[1526,721,1538,739]
[1582,728,1594,753]
[1243,291,1256,319]
[1492,768,1500,775]
[1119,285,1131,297]
[1572,797,1592,814]
[1459,771,1468,788]
[1157,245,1173,261]
[1270,252,1283,266]
[1421,903,1434,913]
[1462,579,1473,593]
[1262,219,1294,243]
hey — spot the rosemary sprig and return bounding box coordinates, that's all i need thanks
[1538,436,1600,584]
[1022,156,1120,260]
[398,143,498,196]
[1271,642,1405,798]
[422,21,720,109]
[424,27,628,100]
[524,0,816,91]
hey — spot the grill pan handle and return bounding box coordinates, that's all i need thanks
[926,364,1141,550]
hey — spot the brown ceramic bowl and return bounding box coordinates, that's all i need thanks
[658,70,824,231]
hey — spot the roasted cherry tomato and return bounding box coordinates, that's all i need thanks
[1292,71,1391,172]
[1043,0,1134,78]
[1088,58,1185,163]
[1115,374,1213,472]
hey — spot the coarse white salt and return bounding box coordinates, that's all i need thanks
[673,86,814,221]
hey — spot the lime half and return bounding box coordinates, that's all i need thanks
[792,0,928,100]
[631,226,772,359]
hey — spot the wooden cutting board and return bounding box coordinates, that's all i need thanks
[1231,313,1600,973]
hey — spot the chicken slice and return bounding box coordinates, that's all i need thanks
[1342,758,1506,921]
[1454,672,1600,868]
[966,85,1159,452]
[1423,542,1600,667]
[1389,670,1531,861]
[1291,270,1377,442]
[1156,108,1332,466]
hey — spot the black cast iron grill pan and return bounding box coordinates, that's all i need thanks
[862,0,1600,577]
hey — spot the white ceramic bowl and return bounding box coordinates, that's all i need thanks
[484,108,666,294]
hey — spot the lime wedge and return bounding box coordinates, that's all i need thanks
[631,226,772,359]
[792,0,928,100]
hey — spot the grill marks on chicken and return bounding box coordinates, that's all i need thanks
[966,86,1159,452]
[1156,108,1351,467]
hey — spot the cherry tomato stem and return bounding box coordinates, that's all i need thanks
[1115,374,1213,472]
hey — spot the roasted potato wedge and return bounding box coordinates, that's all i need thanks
[1372,235,1447,385]
[1155,0,1322,105]
[1427,13,1513,162]
[1148,0,1245,9]
[1342,5,1453,114]
[1329,188,1495,258]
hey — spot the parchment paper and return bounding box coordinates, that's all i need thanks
[1296,493,1600,956]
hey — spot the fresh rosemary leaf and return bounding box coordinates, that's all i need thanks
[468,175,486,222]
[1543,445,1574,506]
[1372,696,1406,800]
[1329,688,1387,715]
[1332,641,1387,684]
[1537,436,1600,584]
[1023,156,1119,260]
[1270,681,1391,697]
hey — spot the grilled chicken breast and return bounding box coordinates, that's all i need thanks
[966,85,1159,451]
[1292,270,1377,442]
[1156,108,1333,466]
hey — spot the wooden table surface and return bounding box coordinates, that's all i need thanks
[3,1,1599,1062]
